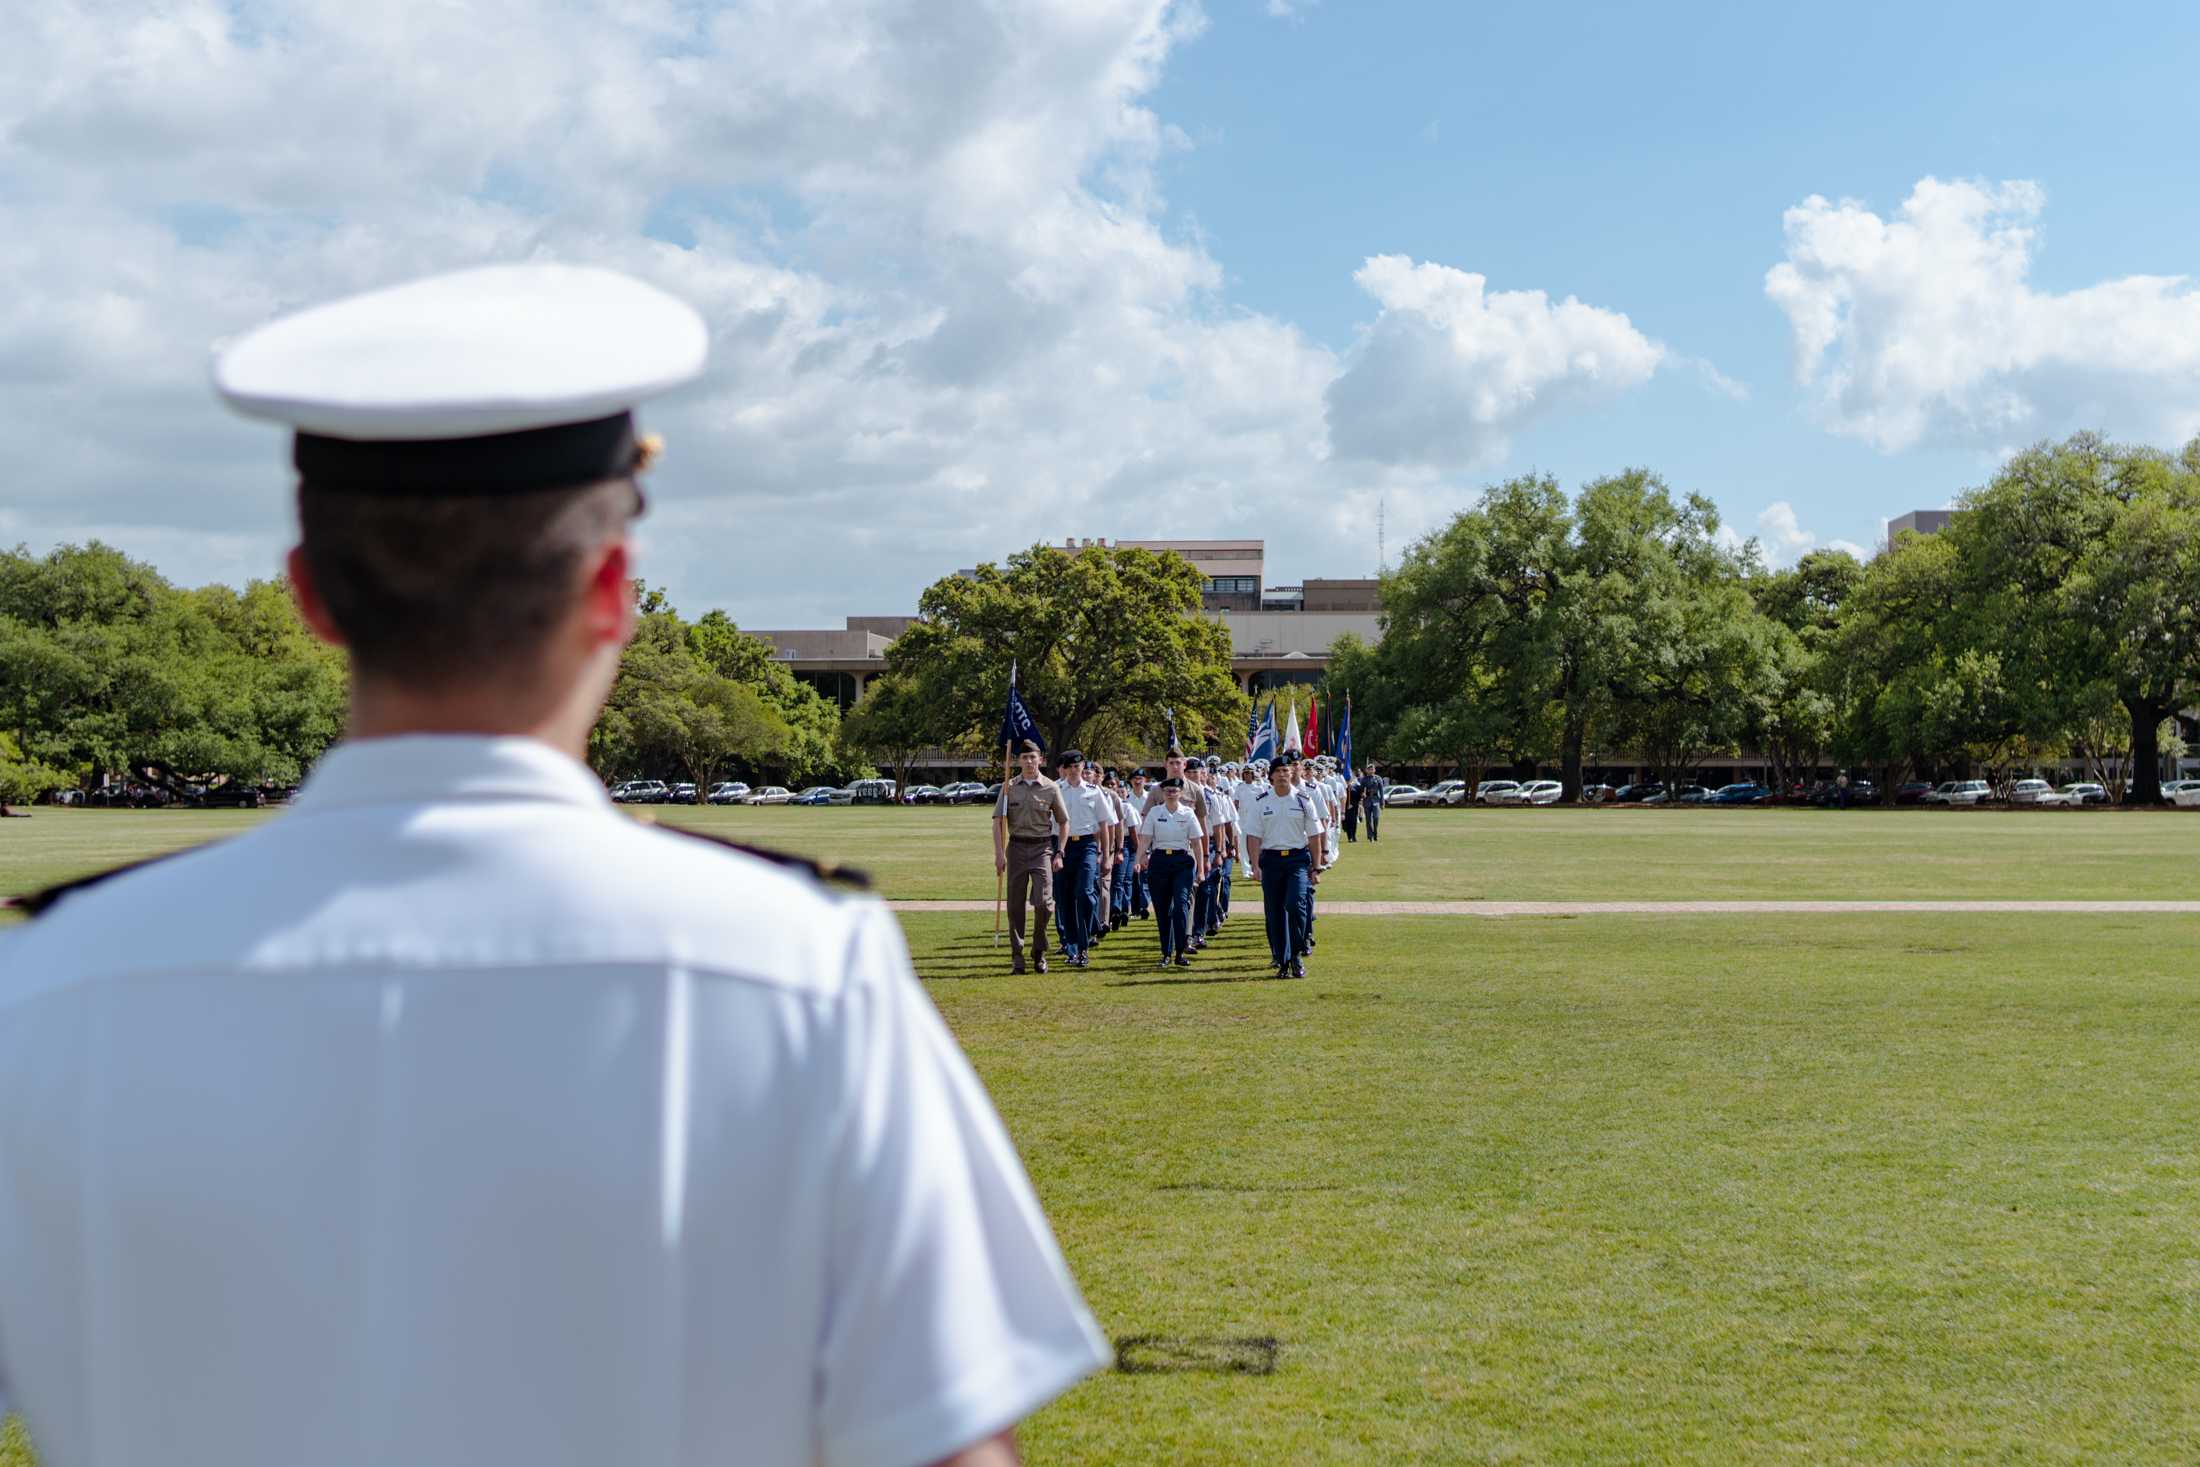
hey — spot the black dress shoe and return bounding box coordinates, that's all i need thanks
[1174,954,1193,968]
[1289,958,1306,978]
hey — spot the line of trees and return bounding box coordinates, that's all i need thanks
[1324,434,2200,804]
[0,545,865,805]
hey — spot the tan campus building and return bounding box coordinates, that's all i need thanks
[751,538,1379,716]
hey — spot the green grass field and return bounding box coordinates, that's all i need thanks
[6,808,2200,1459]
[6,801,2197,907]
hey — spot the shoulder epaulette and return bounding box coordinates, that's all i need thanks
[660,825,872,890]
[6,852,186,919]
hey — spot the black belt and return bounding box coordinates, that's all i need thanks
[1067,833,1096,843]
[1262,847,1306,856]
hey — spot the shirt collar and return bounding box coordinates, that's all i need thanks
[292,735,615,814]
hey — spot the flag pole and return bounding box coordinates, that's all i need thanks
[995,729,1008,949]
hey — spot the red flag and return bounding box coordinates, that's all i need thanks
[1306,694,1320,756]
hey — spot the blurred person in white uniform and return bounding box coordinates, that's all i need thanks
[0,265,1108,1467]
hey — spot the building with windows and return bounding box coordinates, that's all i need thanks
[1887,509,1956,540]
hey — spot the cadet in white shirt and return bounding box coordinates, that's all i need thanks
[1049,750,1117,969]
[0,265,1107,1467]
[1241,753,1326,978]
[1234,765,1268,878]
[1132,776,1207,966]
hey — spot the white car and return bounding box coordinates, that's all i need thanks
[2049,783,2107,807]
[1383,784,1427,807]
[1923,779,1992,805]
[2172,782,2200,808]
[1509,779,1564,806]
[743,785,793,805]
[1427,779,1469,806]
[609,779,668,804]
[706,781,750,805]
[2006,778,2055,805]
[1474,780,1519,805]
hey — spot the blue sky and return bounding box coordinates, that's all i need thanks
[5,0,2198,620]
[1147,0,2200,565]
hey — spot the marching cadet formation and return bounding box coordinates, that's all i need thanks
[991,738,1361,980]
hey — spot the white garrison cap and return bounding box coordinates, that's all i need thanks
[214,263,707,493]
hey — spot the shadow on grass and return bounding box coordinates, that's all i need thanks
[1113,1334,1279,1376]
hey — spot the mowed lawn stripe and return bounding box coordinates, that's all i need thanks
[902,912,2200,1464]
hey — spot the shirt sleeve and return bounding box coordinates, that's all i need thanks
[816,906,1110,1467]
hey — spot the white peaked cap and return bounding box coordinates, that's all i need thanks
[215,263,707,439]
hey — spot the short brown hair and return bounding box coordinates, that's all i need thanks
[297,478,638,685]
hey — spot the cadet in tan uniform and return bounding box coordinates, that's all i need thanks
[993,740,1071,974]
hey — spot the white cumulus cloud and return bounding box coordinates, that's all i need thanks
[1766,176,2200,453]
[0,0,1688,625]
[1324,255,1667,468]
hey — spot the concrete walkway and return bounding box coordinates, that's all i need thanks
[887,899,2200,916]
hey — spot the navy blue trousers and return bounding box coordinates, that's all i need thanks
[1052,838,1101,956]
[1259,847,1312,965]
[1112,833,1138,917]
[1194,843,1220,936]
[1146,851,1196,957]
[1218,852,1233,916]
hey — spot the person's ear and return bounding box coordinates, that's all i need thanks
[286,546,346,647]
[583,537,636,649]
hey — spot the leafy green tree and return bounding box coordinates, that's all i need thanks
[886,543,1244,758]
[625,658,790,800]
[837,672,944,795]
[0,543,346,793]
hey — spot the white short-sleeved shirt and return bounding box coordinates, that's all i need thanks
[1138,802,1205,853]
[0,736,1109,1467]
[1245,786,1324,851]
[1235,779,1266,816]
[1058,780,1118,838]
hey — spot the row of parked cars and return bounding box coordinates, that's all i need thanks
[608,778,1001,807]
[48,781,293,809]
[1377,776,2188,807]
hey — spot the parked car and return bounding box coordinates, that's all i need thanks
[2158,779,2200,803]
[195,783,265,809]
[2049,782,2108,806]
[1808,780,1877,806]
[1893,780,1934,805]
[666,783,699,804]
[983,782,1004,803]
[1427,779,1469,806]
[610,779,669,804]
[900,784,948,805]
[844,778,898,805]
[2006,778,2056,805]
[1579,783,1616,804]
[1473,780,1519,805]
[1924,779,1993,806]
[707,781,750,805]
[1613,781,1664,803]
[827,786,858,805]
[1710,782,1771,806]
[2172,783,2200,808]
[743,785,793,805]
[1383,784,1428,806]
[942,781,992,804]
[1509,779,1564,806]
[792,787,839,806]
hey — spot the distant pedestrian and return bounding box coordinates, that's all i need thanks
[1359,762,1388,842]
[1342,769,1360,842]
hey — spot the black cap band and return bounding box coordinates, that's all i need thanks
[294,412,640,494]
